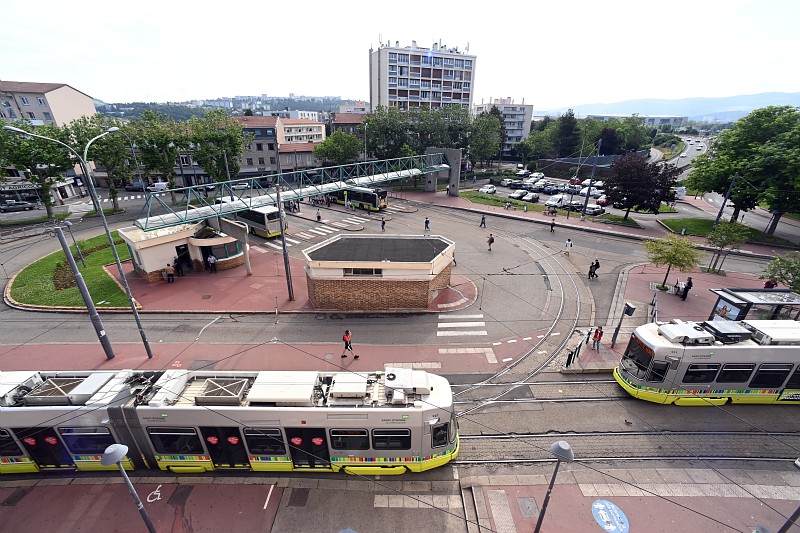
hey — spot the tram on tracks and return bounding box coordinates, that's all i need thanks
[614,319,800,405]
[0,368,458,475]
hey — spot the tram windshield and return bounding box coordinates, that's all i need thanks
[620,334,653,379]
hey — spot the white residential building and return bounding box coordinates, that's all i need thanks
[474,98,534,155]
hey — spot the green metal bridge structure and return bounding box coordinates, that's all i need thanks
[133,153,452,232]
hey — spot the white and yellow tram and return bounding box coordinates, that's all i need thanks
[0,368,458,475]
[614,319,800,405]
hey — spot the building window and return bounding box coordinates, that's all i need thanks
[256,143,263,151]
[37,97,46,106]
[27,112,35,119]
[464,60,473,69]
[388,53,397,61]
[246,158,253,166]
[258,157,265,165]
[43,112,52,121]
[268,143,275,151]
[179,155,191,166]
[269,157,276,164]
[343,268,383,277]
[20,97,30,106]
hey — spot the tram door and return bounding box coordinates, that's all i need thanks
[13,427,73,469]
[285,428,330,469]
[199,427,249,468]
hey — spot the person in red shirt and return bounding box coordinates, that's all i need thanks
[341,330,357,359]
[592,326,603,351]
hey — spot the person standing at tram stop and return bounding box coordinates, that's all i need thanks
[592,326,603,351]
[341,330,358,359]
[681,276,693,301]
[207,253,217,273]
[165,263,175,283]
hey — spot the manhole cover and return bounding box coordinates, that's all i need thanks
[518,497,539,518]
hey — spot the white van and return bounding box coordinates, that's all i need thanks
[147,182,168,192]
[545,194,568,208]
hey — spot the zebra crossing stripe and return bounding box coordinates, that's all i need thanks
[437,322,485,328]
[308,229,328,235]
[437,331,488,336]
[284,237,301,244]
[296,232,314,239]
[438,314,484,319]
[263,242,283,250]
[329,222,348,228]
[348,216,369,222]
[318,227,337,233]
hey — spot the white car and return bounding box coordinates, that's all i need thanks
[680,153,687,158]
[584,204,605,215]
[579,187,602,198]
[230,181,250,190]
[479,185,497,194]
[581,179,604,188]
[500,179,515,187]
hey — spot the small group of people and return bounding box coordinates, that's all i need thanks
[679,276,693,300]
[165,254,186,283]
[588,259,601,279]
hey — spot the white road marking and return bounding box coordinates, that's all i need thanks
[263,484,274,510]
[437,330,487,336]
[284,237,301,244]
[438,314,483,319]
[437,322,485,328]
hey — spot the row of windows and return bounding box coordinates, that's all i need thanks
[17,96,47,106]
[252,142,276,152]
[388,54,472,70]
[245,157,275,166]
[645,361,800,389]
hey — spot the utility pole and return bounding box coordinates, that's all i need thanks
[713,173,738,227]
[275,185,295,301]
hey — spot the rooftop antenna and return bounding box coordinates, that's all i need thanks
[466,42,470,52]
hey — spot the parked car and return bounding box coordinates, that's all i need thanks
[565,200,586,212]
[612,198,628,209]
[545,194,568,208]
[230,181,250,190]
[530,172,545,180]
[515,170,531,178]
[584,204,605,215]
[509,190,528,200]
[565,184,581,194]
[522,192,540,203]
[479,185,497,194]
[508,180,526,189]
[146,182,168,192]
[124,181,145,192]
[542,185,559,195]
[579,187,602,198]
[568,176,582,185]
[0,200,35,212]
[500,178,515,187]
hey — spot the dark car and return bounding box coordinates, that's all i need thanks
[542,185,560,195]
[522,192,540,203]
[565,200,586,212]
[508,180,526,189]
[0,200,35,212]
[124,181,145,192]
[612,198,628,209]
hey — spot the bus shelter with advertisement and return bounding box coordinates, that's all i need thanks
[709,288,800,322]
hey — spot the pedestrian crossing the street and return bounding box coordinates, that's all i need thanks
[436,314,487,337]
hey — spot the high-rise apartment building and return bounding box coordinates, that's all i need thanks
[474,98,534,155]
[369,41,476,111]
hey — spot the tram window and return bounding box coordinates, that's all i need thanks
[682,364,720,384]
[646,361,669,383]
[58,427,115,455]
[244,428,286,455]
[372,429,411,450]
[0,429,23,457]
[330,429,369,450]
[716,364,756,383]
[147,427,204,455]
[749,364,794,389]
[432,423,449,448]
[786,367,800,389]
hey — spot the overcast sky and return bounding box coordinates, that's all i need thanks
[5,0,799,110]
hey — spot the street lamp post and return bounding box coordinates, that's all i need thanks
[101,444,156,533]
[63,220,86,268]
[534,441,575,533]
[3,125,154,359]
[611,302,637,348]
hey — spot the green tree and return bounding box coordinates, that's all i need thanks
[364,106,411,159]
[643,234,703,288]
[128,110,182,204]
[313,131,361,166]
[605,152,682,219]
[469,114,502,167]
[705,221,751,273]
[188,109,249,183]
[554,109,580,157]
[0,121,72,218]
[761,251,800,292]
[488,105,507,161]
[614,115,650,151]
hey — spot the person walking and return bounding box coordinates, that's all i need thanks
[173,256,184,277]
[681,276,693,300]
[588,262,596,279]
[563,238,573,256]
[479,215,486,228]
[341,330,357,359]
[207,253,217,273]
[165,263,175,283]
[424,217,430,232]
[487,234,495,251]
[592,326,603,351]
[550,219,556,233]
[381,217,386,232]
[316,208,321,222]
[591,259,600,279]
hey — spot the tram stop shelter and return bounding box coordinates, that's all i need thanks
[708,288,800,322]
[303,234,456,311]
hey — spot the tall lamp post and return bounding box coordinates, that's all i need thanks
[3,125,154,359]
[63,220,86,268]
[534,440,575,533]
[101,444,156,533]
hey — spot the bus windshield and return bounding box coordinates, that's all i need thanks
[620,334,654,379]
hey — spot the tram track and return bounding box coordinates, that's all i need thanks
[456,430,800,463]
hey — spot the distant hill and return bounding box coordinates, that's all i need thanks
[541,92,800,122]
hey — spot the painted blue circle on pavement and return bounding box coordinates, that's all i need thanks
[591,499,629,532]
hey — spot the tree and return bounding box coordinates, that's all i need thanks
[313,131,361,166]
[488,106,507,161]
[0,121,72,218]
[469,114,502,167]
[128,111,182,204]
[643,234,703,288]
[364,106,411,160]
[761,251,800,292]
[554,109,580,157]
[188,109,249,183]
[705,221,751,273]
[605,152,682,219]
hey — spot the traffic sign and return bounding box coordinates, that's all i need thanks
[591,500,629,532]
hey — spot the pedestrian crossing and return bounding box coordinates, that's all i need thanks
[436,314,487,337]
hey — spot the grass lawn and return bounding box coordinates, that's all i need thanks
[661,218,798,247]
[461,190,545,212]
[84,208,125,218]
[595,213,643,228]
[0,212,69,227]
[10,232,132,308]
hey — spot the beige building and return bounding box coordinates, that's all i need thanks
[303,234,455,311]
[0,80,96,127]
[369,41,476,111]
[278,118,326,144]
[233,116,280,178]
[279,143,318,172]
[474,98,534,156]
